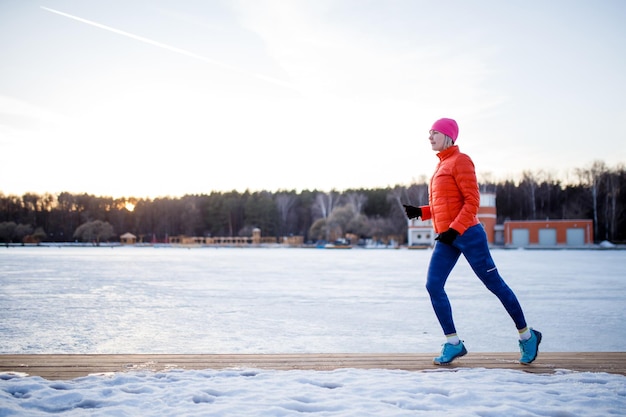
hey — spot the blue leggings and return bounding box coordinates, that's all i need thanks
[426,224,527,336]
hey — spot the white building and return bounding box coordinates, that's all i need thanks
[407,218,434,248]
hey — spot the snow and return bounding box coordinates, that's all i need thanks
[1,247,625,416]
[1,367,625,416]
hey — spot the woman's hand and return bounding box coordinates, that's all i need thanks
[436,228,459,245]
[403,205,422,219]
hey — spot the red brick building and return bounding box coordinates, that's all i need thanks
[503,220,594,247]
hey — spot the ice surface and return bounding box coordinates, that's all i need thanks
[1,247,625,416]
[1,247,624,353]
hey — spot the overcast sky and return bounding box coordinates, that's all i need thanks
[1,0,625,199]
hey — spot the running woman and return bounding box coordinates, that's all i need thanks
[403,117,541,365]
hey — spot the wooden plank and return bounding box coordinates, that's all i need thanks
[1,353,624,380]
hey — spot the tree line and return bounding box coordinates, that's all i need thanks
[1,161,624,245]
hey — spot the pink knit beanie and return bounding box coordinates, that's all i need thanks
[431,118,459,142]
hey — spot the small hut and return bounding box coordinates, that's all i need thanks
[120,232,137,245]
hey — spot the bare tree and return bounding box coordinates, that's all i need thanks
[327,205,356,239]
[366,216,397,244]
[312,191,340,220]
[577,160,606,240]
[534,170,558,219]
[344,192,367,214]
[14,224,33,244]
[275,193,297,235]
[604,166,621,241]
[389,185,408,213]
[521,171,537,220]
[406,180,429,206]
[308,218,329,242]
[73,220,115,245]
[387,186,411,238]
[0,221,17,245]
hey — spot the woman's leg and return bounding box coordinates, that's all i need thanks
[426,241,462,336]
[456,225,528,331]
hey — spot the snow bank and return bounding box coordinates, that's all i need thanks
[2,367,625,417]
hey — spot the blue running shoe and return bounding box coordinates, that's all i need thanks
[519,329,542,364]
[433,341,467,365]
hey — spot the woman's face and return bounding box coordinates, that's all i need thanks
[429,130,447,151]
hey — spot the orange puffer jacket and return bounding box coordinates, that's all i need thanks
[419,146,480,235]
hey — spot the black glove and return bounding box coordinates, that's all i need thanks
[403,204,422,219]
[436,228,459,245]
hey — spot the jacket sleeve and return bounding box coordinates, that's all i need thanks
[419,205,432,220]
[449,154,480,234]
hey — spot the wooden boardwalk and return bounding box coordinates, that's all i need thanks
[1,353,625,380]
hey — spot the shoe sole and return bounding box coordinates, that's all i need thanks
[433,346,468,366]
[520,330,542,365]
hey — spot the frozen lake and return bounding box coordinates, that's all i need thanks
[1,246,625,354]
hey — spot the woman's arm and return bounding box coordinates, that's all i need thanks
[449,154,480,234]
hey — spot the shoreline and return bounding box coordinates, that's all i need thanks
[3,242,626,250]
